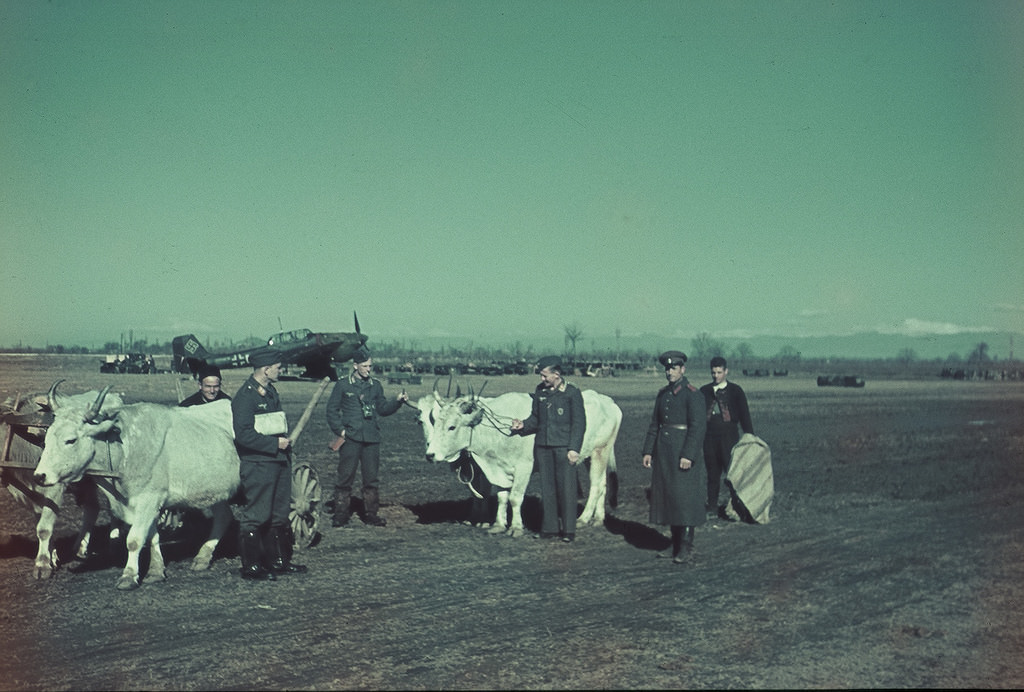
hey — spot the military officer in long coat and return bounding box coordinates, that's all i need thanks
[642,350,707,563]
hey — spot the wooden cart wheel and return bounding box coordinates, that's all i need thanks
[290,461,321,550]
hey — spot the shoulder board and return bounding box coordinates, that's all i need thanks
[687,383,698,392]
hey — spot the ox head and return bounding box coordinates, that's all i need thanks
[34,381,124,486]
[424,397,485,464]
[413,392,444,457]
[413,376,466,458]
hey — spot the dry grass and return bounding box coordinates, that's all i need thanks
[1,355,1022,689]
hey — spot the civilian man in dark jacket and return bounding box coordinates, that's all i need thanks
[699,356,754,518]
[325,346,408,527]
[511,355,586,542]
[232,347,307,581]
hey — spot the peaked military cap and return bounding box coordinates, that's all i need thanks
[658,350,688,367]
[536,355,562,372]
[352,345,372,363]
[249,347,284,368]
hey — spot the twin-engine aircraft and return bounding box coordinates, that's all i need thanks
[172,313,367,381]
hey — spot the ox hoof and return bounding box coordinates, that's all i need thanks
[33,566,55,580]
[116,576,140,591]
[486,525,507,536]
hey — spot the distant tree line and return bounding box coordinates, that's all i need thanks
[0,335,1017,380]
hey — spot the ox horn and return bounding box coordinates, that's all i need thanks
[477,380,488,398]
[446,372,453,398]
[46,379,67,412]
[84,385,113,424]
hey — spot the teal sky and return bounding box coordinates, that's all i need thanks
[2,1,1022,352]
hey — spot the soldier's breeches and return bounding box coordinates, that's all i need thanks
[336,440,382,494]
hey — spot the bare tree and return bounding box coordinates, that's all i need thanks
[897,348,917,369]
[968,342,990,366]
[690,332,725,365]
[732,342,754,367]
[564,322,584,365]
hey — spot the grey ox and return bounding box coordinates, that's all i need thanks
[1,393,100,579]
[424,389,621,537]
[33,382,238,590]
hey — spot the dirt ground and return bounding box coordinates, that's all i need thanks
[1,354,1022,690]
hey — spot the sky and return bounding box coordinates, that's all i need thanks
[2,0,1022,356]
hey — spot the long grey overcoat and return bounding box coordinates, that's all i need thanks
[642,376,707,527]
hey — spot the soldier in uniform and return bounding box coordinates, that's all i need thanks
[178,363,230,407]
[232,347,307,581]
[642,350,707,563]
[325,346,408,527]
[511,355,587,542]
[699,356,754,518]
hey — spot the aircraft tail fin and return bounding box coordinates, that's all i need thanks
[171,334,210,375]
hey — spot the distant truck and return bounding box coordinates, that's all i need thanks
[816,375,865,388]
[100,353,157,374]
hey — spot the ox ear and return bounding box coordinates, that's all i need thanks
[468,407,485,427]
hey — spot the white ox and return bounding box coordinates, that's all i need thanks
[413,394,492,527]
[1,393,100,578]
[34,383,238,590]
[425,390,621,538]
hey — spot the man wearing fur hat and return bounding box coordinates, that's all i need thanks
[232,347,307,581]
[511,355,587,542]
[325,346,408,528]
[178,363,230,407]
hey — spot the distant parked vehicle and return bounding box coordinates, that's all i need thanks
[100,353,156,374]
[816,375,866,388]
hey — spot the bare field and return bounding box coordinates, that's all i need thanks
[1,355,1023,690]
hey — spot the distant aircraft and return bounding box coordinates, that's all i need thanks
[172,313,368,381]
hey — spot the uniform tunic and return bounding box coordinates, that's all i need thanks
[642,376,707,527]
[325,373,403,494]
[232,375,291,532]
[517,381,586,537]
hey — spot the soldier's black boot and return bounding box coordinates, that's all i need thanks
[332,488,351,528]
[267,527,308,574]
[239,530,276,581]
[674,526,694,564]
[659,525,683,560]
[363,487,387,527]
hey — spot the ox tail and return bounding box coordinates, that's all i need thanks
[606,412,621,509]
